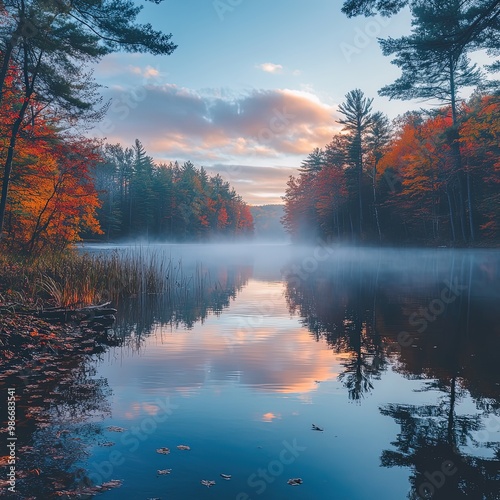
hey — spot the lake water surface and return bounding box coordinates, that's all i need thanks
[7,244,500,499]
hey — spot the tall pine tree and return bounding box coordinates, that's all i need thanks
[338,89,374,237]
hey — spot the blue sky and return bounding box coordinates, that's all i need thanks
[91,1,484,205]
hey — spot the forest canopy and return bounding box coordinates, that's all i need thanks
[282,91,500,244]
[92,140,254,241]
[0,0,177,251]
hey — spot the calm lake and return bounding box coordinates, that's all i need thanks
[6,244,500,499]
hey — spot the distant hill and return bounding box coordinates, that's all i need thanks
[250,205,288,241]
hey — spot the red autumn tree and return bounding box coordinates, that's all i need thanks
[459,94,500,239]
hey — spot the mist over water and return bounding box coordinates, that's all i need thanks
[83,240,499,294]
[81,242,500,499]
[6,242,499,499]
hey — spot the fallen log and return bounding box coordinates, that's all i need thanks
[88,314,116,326]
[34,303,117,326]
[1,301,118,332]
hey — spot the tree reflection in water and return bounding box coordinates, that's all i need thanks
[284,252,389,401]
[283,248,500,496]
[113,262,253,344]
[1,348,112,497]
[1,259,253,497]
[380,386,500,499]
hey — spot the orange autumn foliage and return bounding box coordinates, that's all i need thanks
[378,111,458,239]
[459,95,500,238]
[1,102,103,253]
[10,139,103,253]
[217,206,228,230]
[379,98,500,241]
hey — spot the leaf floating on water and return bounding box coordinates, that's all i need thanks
[100,480,123,491]
[287,478,303,486]
[99,441,115,447]
[220,473,231,480]
[176,444,190,451]
[107,426,126,432]
[157,469,172,475]
[201,480,216,488]
[311,424,324,431]
[156,447,170,455]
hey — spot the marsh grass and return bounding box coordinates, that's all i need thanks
[0,248,202,308]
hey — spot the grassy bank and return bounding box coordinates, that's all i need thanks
[0,248,196,310]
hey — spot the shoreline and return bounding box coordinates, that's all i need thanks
[0,310,120,497]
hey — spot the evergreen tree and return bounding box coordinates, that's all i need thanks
[130,139,155,237]
[366,111,392,240]
[92,142,254,241]
[378,0,486,241]
[153,163,175,237]
[337,89,374,236]
[341,0,500,58]
[379,2,484,117]
[298,148,326,174]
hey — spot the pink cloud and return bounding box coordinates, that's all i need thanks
[92,84,342,204]
[95,85,340,162]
